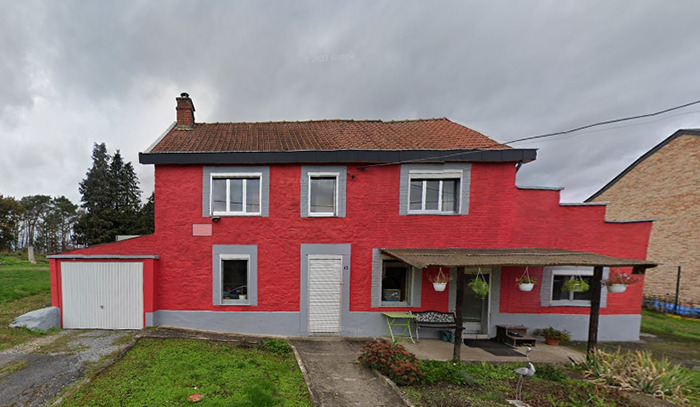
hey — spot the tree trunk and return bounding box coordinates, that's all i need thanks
[28,245,36,264]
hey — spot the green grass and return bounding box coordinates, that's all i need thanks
[59,338,312,407]
[0,252,53,351]
[0,252,50,304]
[641,309,700,342]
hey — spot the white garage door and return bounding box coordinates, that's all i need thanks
[308,255,342,334]
[61,262,144,329]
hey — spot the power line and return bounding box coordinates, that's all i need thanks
[504,97,700,144]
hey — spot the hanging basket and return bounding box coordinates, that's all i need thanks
[468,269,489,299]
[432,282,447,292]
[607,284,627,293]
[518,283,535,292]
[515,267,536,292]
[562,276,590,293]
[429,268,452,292]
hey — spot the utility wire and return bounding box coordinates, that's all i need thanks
[358,97,700,169]
[504,97,700,144]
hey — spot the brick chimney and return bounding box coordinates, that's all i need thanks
[176,92,195,128]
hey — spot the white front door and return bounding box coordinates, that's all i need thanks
[308,255,342,334]
[61,262,144,329]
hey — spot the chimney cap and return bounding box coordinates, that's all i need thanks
[180,92,190,98]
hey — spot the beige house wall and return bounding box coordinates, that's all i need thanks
[592,134,700,303]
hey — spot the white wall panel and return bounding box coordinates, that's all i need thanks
[61,262,143,329]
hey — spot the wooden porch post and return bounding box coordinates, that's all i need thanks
[453,266,465,361]
[586,266,604,356]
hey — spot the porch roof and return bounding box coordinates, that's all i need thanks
[380,248,656,272]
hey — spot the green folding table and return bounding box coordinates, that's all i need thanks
[381,311,417,343]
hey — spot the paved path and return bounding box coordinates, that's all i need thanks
[0,330,135,407]
[290,338,408,407]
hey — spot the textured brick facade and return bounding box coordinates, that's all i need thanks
[590,132,700,303]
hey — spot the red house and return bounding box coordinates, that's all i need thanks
[49,93,655,341]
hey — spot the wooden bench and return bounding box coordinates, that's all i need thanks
[496,325,537,347]
[412,310,464,341]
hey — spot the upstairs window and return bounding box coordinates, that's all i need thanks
[308,174,338,216]
[399,164,469,216]
[211,174,261,216]
[409,177,459,213]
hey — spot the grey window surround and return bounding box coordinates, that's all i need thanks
[399,163,470,215]
[213,245,258,306]
[371,249,422,308]
[540,266,608,308]
[203,166,270,217]
[300,165,347,217]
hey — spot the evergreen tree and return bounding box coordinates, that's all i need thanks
[37,196,78,254]
[0,195,24,251]
[134,192,155,235]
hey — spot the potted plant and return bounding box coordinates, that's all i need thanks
[562,276,590,293]
[429,269,452,292]
[468,276,489,299]
[516,275,537,292]
[602,272,640,293]
[533,327,571,346]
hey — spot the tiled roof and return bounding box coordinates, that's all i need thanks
[148,118,509,153]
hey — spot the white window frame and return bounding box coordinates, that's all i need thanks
[380,257,414,307]
[550,268,594,307]
[407,170,462,214]
[219,253,251,306]
[210,172,262,216]
[307,172,340,217]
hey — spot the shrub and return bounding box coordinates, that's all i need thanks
[262,338,292,355]
[534,364,567,382]
[419,360,476,386]
[533,327,571,342]
[577,349,690,405]
[358,339,423,385]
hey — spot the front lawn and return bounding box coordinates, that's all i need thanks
[0,253,52,351]
[58,338,313,406]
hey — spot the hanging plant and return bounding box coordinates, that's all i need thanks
[429,268,452,292]
[562,276,590,293]
[602,271,640,293]
[515,267,537,292]
[468,269,489,299]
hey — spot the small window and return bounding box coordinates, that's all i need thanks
[211,175,261,216]
[409,178,459,213]
[552,275,593,302]
[381,260,412,305]
[308,173,338,216]
[220,255,249,305]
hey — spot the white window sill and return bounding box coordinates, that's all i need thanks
[406,211,459,216]
[307,212,338,217]
[549,300,591,307]
[212,212,262,217]
[380,301,411,307]
[221,300,251,306]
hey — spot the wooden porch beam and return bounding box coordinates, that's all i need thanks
[453,266,465,361]
[586,266,604,356]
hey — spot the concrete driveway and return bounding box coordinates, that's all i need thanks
[0,330,136,407]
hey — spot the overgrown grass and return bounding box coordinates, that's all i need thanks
[403,361,636,407]
[641,309,700,342]
[0,253,52,351]
[59,338,312,406]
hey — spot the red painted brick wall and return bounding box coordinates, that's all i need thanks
[151,162,651,315]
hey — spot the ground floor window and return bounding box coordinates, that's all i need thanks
[552,274,593,302]
[213,245,257,306]
[382,260,412,304]
[221,256,249,302]
[540,266,607,307]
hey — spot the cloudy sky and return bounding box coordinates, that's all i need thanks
[3,0,700,205]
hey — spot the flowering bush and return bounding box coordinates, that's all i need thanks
[358,339,423,385]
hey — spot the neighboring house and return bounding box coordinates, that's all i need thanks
[587,130,700,304]
[48,94,655,341]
